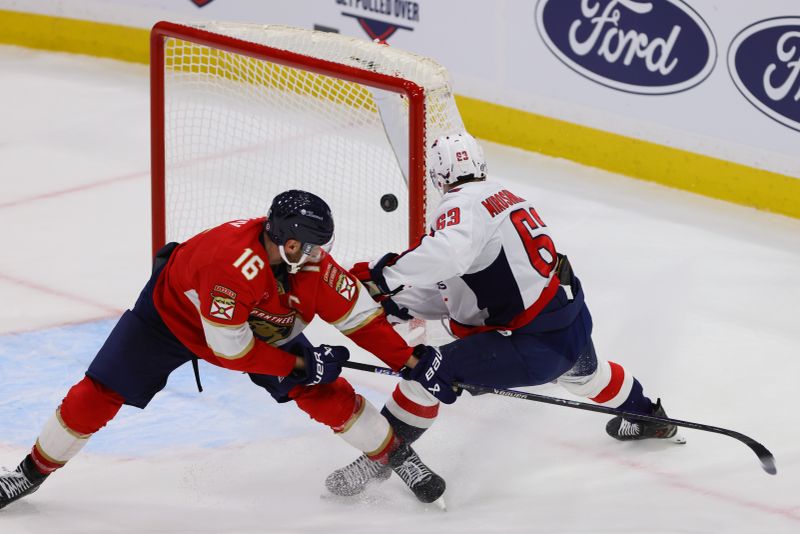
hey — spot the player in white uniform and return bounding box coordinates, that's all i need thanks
[325,133,681,497]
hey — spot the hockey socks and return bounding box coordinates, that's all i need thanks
[30,376,124,476]
[334,395,397,462]
[559,360,653,414]
[327,395,394,496]
[382,379,440,444]
[29,409,92,474]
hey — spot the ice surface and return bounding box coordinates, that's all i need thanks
[1,45,799,533]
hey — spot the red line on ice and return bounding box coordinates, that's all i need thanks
[0,116,350,212]
[553,438,799,523]
[0,171,148,209]
[0,272,123,316]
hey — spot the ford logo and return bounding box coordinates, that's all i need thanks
[535,0,717,94]
[728,17,800,132]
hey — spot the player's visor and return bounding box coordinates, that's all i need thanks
[304,234,334,263]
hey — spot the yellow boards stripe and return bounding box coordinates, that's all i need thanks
[0,10,377,114]
[456,95,800,220]
[0,9,149,63]
[2,9,797,219]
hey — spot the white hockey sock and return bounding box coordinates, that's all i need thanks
[384,379,440,430]
[558,360,634,408]
[31,409,92,473]
[336,395,395,461]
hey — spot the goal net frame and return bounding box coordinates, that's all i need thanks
[149,20,430,256]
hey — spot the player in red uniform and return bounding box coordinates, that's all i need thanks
[0,190,445,510]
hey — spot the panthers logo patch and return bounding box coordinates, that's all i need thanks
[248,309,295,344]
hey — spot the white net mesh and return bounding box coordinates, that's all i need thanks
[160,22,464,265]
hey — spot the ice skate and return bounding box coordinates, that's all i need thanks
[0,456,49,510]
[325,453,392,497]
[606,399,686,444]
[388,443,446,507]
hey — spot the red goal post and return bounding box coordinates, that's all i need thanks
[149,21,464,263]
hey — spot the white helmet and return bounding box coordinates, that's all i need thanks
[427,133,487,193]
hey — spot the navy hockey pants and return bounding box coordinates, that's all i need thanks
[86,246,311,408]
[437,294,596,389]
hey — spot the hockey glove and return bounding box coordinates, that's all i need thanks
[350,252,401,298]
[381,297,414,323]
[292,344,350,386]
[401,345,458,404]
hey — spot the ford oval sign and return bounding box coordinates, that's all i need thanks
[728,17,800,132]
[535,0,717,94]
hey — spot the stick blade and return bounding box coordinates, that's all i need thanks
[744,438,777,475]
[759,453,777,475]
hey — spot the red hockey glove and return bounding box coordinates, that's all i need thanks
[350,252,401,298]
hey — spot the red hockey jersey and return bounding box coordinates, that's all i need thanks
[153,218,412,376]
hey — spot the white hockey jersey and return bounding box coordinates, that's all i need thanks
[384,180,563,337]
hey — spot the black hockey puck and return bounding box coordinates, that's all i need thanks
[380,193,398,212]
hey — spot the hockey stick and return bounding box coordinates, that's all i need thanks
[342,360,777,475]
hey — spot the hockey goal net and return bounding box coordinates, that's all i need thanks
[150,21,464,266]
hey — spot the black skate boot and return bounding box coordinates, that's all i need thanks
[0,455,49,510]
[325,454,392,497]
[606,399,684,443]
[388,443,446,505]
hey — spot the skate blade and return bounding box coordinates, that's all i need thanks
[430,496,447,511]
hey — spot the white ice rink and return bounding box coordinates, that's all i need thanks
[1,45,799,533]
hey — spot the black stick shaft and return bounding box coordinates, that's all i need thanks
[342,360,777,475]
